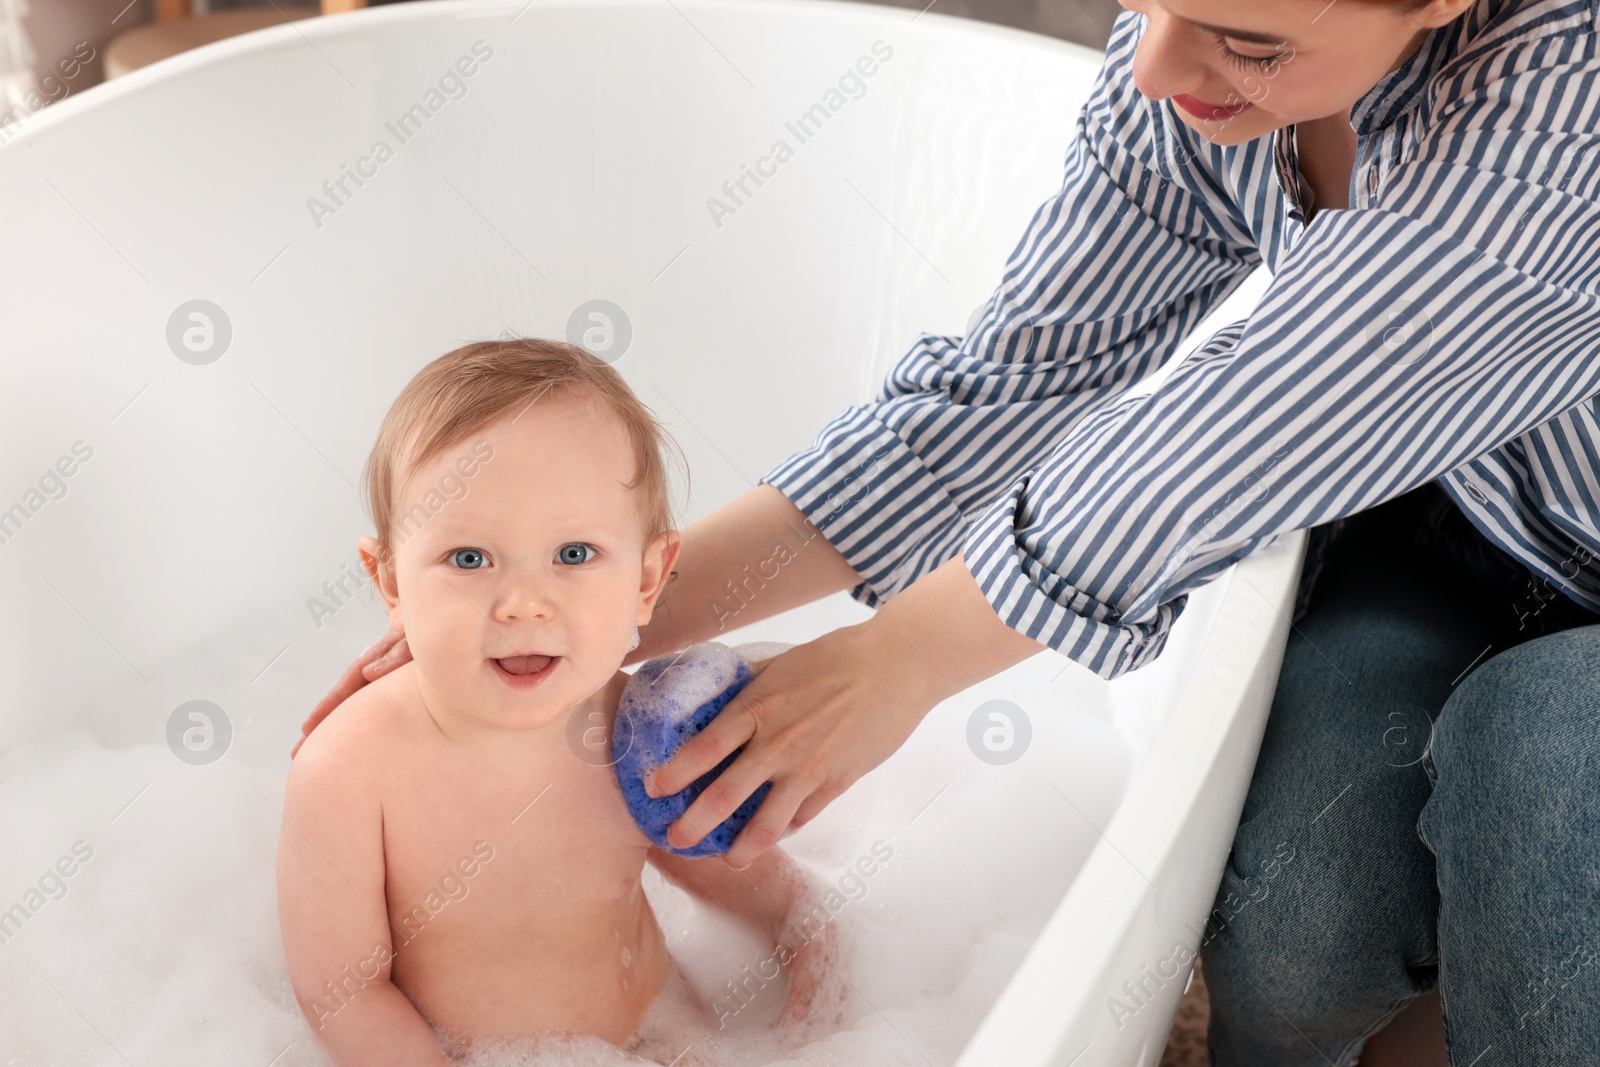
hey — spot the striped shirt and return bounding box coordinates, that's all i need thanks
[760,0,1600,679]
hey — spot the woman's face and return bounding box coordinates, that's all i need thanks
[1117,0,1467,144]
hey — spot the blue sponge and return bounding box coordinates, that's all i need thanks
[612,640,787,857]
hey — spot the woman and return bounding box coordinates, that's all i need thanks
[301,0,1600,1061]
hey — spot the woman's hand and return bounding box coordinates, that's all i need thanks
[647,622,933,865]
[291,629,411,757]
[644,554,1051,868]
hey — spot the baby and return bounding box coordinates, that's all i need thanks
[278,339,825,1065]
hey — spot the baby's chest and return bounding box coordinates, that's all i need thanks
[379,758,650,932]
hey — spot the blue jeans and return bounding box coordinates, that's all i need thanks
[1202,479,1600,1066]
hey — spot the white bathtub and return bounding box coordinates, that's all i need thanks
[0,2,1301,1063]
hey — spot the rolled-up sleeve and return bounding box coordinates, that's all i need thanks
[760,11,1263,612]
[964,62,1600,678]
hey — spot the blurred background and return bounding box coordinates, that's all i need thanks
[1,0,1124,126]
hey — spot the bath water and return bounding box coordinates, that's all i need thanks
[0,629,1128,1066]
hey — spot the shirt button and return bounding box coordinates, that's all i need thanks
[1466,481,1488,504]
[1367,166,1379,201]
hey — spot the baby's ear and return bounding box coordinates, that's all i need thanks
[357,536,402,626]
[638,530,682,620]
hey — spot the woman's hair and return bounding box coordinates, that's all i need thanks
[363,337,686,559]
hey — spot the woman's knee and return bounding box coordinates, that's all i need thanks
[1422,624,1600,852]
[1202,805,1435,1028]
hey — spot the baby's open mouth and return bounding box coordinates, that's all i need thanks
[490,653,560,690]
[495,653,555,676]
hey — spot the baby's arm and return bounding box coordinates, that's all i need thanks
[647,845,808,934]
[277,740,451,1067]
[649,844,840,1022]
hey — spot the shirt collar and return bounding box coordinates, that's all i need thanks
[1345,7,1472,135]
[1342,0,1585,134]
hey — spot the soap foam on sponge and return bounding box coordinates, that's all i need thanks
[613,641,790,857]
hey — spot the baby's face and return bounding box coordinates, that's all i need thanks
[364,389,674,734]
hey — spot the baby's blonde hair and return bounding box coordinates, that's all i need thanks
[364,337,685,560]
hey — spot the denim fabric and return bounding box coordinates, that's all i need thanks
[1204,479,1600,1066]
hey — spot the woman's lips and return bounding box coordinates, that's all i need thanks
[491,654,559,688]
[1173,93,1253,121]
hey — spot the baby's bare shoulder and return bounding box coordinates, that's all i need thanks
[287,665,420,800]
[278,672,403,924]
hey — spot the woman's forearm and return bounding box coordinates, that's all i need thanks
[871,554,1051,706]
[625,484,862,664]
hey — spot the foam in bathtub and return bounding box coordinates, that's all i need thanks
[613,640,789,858]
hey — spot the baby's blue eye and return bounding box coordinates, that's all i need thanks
[449,548,488,570]
[557,543,596,565]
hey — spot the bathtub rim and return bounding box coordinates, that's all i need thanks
[954,529,1307,1066]
[2,0,1111,160]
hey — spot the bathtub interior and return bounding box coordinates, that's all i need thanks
[0,2,1285,1064]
